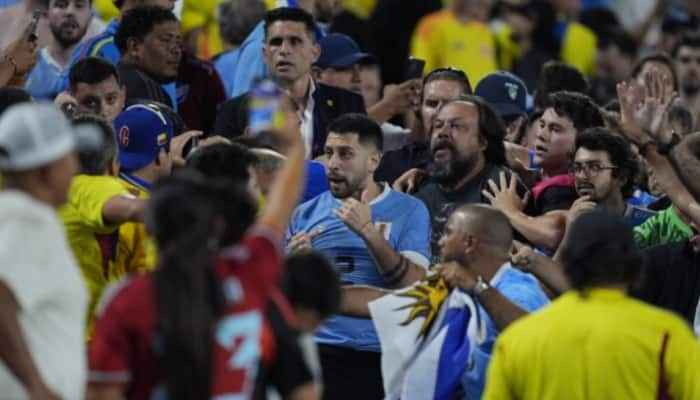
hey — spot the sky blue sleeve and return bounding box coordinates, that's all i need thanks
[230,23,268,98]
[395,200,432,266]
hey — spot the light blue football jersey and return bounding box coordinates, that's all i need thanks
[287,184,431,352]
[25,48,67,100]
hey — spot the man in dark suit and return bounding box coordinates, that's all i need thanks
[213,7,366,159]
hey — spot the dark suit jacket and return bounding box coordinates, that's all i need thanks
[213,81,366,158]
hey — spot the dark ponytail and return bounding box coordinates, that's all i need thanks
[146,172,257,400]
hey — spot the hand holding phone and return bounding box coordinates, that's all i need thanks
[405,57,426,80]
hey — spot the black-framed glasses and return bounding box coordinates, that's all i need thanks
[569,162,618,176]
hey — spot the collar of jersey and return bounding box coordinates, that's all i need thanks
[333,182,390,206]
[118,172,152,192]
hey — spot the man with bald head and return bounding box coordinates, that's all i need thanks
[342,204,549,399]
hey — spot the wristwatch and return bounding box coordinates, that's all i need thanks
[470,275,491,296]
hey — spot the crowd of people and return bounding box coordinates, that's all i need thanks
[0,0,700,399]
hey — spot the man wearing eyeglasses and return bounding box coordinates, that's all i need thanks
[564,127,651,234]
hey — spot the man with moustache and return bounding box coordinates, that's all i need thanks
[375,67,472,184]
[287,113,430,400]
[25,0,93,100]
[412,95,518,260]
[113,5,181,108]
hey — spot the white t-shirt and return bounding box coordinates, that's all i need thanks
[0,190,87,399]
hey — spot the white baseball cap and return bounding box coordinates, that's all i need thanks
[0,103,90,171]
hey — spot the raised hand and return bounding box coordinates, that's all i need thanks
[566,195,596,227]
[482,172,530,215]
[333,189,373,236]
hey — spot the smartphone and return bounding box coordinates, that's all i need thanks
[405,57,426,80]
[28,9,41,42]
[248,79,286,136]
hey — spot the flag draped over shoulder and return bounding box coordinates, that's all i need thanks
[369,275,484,400]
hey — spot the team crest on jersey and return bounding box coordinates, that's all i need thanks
[505,82,519,100]
[118,126,130,147]
[375,221,392,241]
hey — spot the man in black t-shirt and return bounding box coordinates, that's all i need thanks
[113,6,181,109]
[414,95,520,259]
[632,237,700,327]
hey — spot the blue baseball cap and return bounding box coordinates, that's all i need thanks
[474,71,528,118]
[114,104,172,170]
[314,33,374,69]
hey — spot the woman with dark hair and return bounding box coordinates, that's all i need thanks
[86,103,306,400]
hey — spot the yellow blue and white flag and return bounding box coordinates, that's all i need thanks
[369,275,485,400]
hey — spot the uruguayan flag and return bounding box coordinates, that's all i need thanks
[369,275,484,400]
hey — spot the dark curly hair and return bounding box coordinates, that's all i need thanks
[547,91,605,133]
[114,5,178,53]
[575,127,640,199]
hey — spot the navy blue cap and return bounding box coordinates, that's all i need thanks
[314,33,374,69]
[474,71,528,118]
[114,104,173,170]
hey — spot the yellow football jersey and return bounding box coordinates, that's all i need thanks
[484,289,700,400]
[411,10,497,86]
[116,172,157,275]
[59,175,130,340]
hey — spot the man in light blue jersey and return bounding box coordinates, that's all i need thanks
[287,113,431,400]
[25,0,92,100]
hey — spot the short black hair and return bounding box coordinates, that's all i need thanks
[281,250,340,319]
[630,52,679,92]
[546,91,604,133]
[597,27,638,58]
[69,57,120,90]
[186,143,259,183]
[71,114,117,175]
[535,61,589,109]
[560,210,643,290]
[326,113,383,152]
[423,67,473,95]
[263,7,316,41]
[0,87,31,117]
[576,127,640,199]
[442,95,507,166]
[672,31,700,57]
[114,5,178,53]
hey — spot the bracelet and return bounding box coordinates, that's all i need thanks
[3,55,18,76]
[383,255,408,286]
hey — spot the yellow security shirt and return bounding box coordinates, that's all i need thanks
[410,10,497,86]
[484,289,700,400]
[116,173,157,276]
[59,175,129,339]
